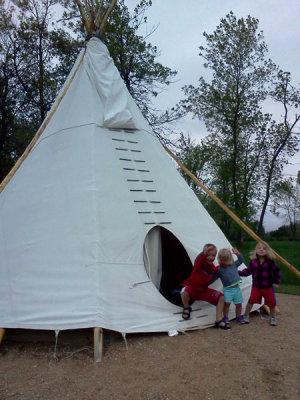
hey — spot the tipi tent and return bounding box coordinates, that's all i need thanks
[0,35,254,336]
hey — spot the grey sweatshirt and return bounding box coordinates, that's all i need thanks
[214,254,244,288]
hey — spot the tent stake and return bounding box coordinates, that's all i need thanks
[162,143,300,279]
[93,327,104,362]
[0,328,5,344]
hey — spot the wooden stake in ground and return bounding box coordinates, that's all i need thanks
[94,327,104,362]
[0,328,5,345]
[162,143,300,279]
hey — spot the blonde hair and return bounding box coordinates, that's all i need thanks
[218,248,234,266]
[250,241,276,261]
[203,243,217,252]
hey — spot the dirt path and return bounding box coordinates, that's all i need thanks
[1,293,299,400]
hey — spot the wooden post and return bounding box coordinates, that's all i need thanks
[93,327,104,362]
[0,328,5,344]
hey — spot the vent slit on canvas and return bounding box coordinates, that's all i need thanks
[113,134,171,226]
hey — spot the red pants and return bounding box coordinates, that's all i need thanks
[248,286,276,308]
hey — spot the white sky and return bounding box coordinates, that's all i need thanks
[125,0,300,230]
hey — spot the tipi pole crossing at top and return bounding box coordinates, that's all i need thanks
[161,142,300,279]
[74,0,117,36]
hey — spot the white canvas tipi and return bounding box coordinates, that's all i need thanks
[0,36,253,335]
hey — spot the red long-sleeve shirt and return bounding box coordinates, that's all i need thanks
[182,252,218,290]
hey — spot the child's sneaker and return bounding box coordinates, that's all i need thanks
[269,316,277,326]
[236,315,245,324]
[223,316,229,323]
[243,314,250,323]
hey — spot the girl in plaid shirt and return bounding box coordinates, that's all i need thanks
[239,241,281,326]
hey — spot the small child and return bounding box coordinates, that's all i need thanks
[180,243,230,329]
[215,247,245,326]
[239,241,281,326]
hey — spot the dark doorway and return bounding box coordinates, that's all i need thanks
[159,227,193,305]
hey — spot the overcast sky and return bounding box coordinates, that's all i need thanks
[125,0,300,230]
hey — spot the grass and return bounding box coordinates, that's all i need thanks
[276,284,300,296]
[232,240,300,295]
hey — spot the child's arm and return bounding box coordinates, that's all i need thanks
[210,268,220,284]
[272,261,281,284]
[238,261,253,277]
[232,248,244,268]
[232,247,240,255]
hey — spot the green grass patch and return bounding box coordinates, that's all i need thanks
[276,284,300,296]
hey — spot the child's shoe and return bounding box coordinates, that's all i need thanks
[236,315,245,324]
[269,316,277,326]
[214,318,231,329]
[243,314,250,323]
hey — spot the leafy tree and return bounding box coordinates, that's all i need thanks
[176,133,248,239]
[10,0,80,123]
[0,1,34,180]
[257,71,300,233]
[0,0,80,181]
[179,12,299,240]
[272,173,300,239]
[0,2,16,179]
[176,133,210,196]
[268,225,292,241]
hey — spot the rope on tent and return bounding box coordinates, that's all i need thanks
[161,142,300,279]
[0,49,86,195]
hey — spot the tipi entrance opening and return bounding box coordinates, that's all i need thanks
[143,226,193,305]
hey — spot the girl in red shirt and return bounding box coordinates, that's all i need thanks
[181,243,229,329]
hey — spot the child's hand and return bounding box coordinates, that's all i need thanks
[273,284,279,289]
[232,247,240,255]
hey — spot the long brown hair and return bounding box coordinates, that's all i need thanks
[250,241,276,261]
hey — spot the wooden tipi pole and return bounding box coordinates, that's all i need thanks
[73,0,118,363]
[162,143,300,279]
[74,0,117,36]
